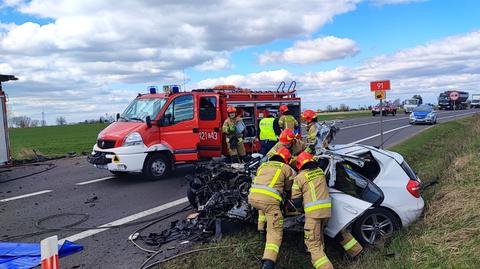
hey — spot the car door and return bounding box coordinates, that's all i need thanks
[324,162,382,237]
[325,190,372,237]
[197,95,222,158]
[159,94,200,161]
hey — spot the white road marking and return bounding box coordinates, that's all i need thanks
[350,125,412,144]
[340,110,472,130]
[0,190,52,202]
[349,111,477,144]
[60,197,189,243]
[75,176,114,185]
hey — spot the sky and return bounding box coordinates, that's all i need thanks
[0,0,479,124]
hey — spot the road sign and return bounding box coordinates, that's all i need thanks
[375,90,386,100]
[370,80,391,91]
[449,91,459,101]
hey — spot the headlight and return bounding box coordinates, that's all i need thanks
[123,132,143,147]
[409,114,415,119]
[426,113,433,118]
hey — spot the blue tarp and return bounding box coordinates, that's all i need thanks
[0,241,83,269]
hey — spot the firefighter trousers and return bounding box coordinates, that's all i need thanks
[258,210,266,232]
[249,200,283,262]
[337,229,363,258]
[226,138,246,158]
[304,217,333,269]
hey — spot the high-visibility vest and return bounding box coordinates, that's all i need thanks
[259,118,278,141]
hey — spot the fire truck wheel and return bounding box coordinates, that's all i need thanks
[144,153,171,180]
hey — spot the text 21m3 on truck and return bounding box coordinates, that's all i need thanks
[88,82,301,180]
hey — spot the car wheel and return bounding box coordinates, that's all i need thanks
[352,207,400,246]
[372,112,376,117]
[143,153,171,180]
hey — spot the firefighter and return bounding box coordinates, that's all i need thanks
[302,109,319,144]
[248,147,295,269]
[278,105,298,131]
[267,128,307,165]
[291,151,333,269]
[222,106,246,163]
[258,110,281,155]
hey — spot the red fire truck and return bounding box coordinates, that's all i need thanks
[88,82,301,179]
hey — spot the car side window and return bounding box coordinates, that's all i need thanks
[199,97,216,120]
[164,95,194,125]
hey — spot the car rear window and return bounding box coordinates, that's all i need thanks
[401,161,418,180]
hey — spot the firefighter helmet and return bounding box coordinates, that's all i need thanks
[279,105,289,114]
[296,151,315,170]
[279,128,295,145]
[226,106,237,113]
[273,146,292,164]
[302,109,317,123]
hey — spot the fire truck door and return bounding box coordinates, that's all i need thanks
[196,95,222,158]
[159,94,200,161]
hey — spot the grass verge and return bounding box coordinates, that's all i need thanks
[159,114,480,269]
[9,123,109,159]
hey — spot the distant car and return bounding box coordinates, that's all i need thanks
[409,105,437,125]
[372,102,397,116]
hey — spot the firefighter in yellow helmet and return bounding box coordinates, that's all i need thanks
[267,128,308,165]
[302,109,319,144]
[291,151,333,269]
[248,146,295,269]
[222,106,246,163]
[278,105,299,131]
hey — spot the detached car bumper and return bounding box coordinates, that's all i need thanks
[88,144,148,173]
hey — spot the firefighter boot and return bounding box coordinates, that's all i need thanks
[261,259,275,269]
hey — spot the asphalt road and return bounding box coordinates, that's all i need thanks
[1,109,478,269]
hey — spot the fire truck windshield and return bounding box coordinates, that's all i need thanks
[120,98,167,122]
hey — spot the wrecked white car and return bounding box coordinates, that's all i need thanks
[187,122,426,245]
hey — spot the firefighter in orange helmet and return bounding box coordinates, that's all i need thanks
[291,151,333,269]
[291,152,364,268]
[278,105,298,131]
[248,146,295,269]
[266,128,307,165]
[222,106,246,163]
[302,109,319,144]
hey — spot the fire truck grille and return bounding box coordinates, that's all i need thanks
[97,139,116,149]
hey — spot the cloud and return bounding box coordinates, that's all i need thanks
[194,57,232,72]
[258,36,359,65]
[0,0,365,122]
[196,30,480,109]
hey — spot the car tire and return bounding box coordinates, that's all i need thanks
[352,207,400,246]
[143,153,171,180]
[372,112,376,117]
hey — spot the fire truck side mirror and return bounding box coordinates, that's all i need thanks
[146,116,152,128]
[116,113,120,121]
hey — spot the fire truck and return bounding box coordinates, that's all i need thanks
[88,82,301,180]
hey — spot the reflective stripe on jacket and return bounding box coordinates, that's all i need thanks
[292,168,331,218]
[259,117,278,141]
[248,161,293,204]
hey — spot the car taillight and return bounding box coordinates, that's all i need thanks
[406,180,421,198]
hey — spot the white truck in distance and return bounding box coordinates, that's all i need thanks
[403,98,420,114]
[471,94,480,109]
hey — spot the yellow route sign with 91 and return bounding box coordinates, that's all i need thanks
[375,90,386,100]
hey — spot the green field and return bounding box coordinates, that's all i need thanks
[159,114,480,269]
[9,123,109,159]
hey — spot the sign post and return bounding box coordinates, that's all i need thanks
[371,80,391,148]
